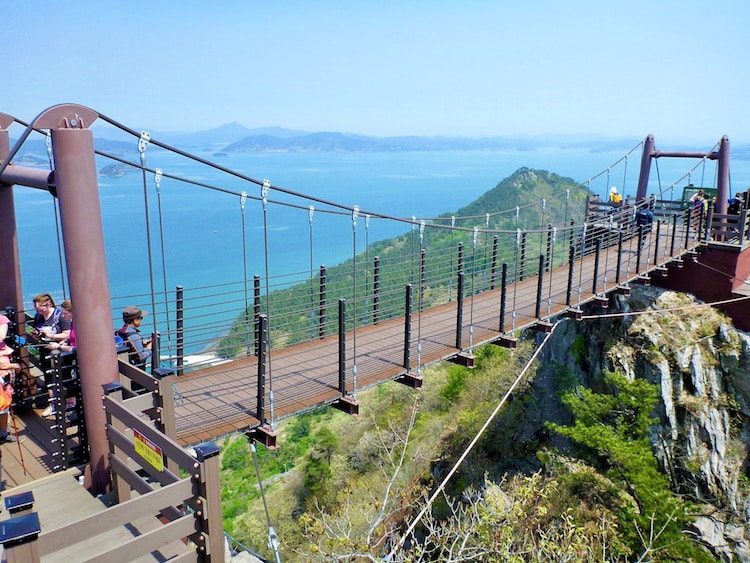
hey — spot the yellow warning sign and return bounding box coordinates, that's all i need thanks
[134,429,164,472]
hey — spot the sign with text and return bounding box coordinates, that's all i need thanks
[133,429,164,472]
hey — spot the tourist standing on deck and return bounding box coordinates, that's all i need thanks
[43,300,78,416]
[728,193,742,215]
[32,293,71,344]
[32,294,72,418]
[45,299,76,353]
[116,306,152,371]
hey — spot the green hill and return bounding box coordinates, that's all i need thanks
[216,167,590,357]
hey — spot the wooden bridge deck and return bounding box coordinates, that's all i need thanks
[0,406,77,491]
[0,227,697,490]
[172,228,693,445]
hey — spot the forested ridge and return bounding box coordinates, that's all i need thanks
[216,167,588,357]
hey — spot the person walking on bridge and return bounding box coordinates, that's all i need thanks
[609,186,622,205]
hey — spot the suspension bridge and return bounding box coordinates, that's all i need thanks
[2,104,750,493]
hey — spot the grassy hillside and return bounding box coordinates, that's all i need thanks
[222,290,725,562]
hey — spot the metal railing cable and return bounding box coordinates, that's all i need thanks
[260,179,276,427]
[240,191,251,355]
[153,168,174,358]
[137,132,159,336]
[351,206,360,399]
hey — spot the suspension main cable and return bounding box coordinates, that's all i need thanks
[580,294,750,320]
[388,323,558,559]
[95,147,581,237]
[95,115,637,228]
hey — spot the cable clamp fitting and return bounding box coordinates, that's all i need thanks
[352,205,360,227]
[138,131,150,154]
[261,179,270,201]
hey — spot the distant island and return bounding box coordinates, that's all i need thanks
[224,131,553,153]
[99,163,130,178]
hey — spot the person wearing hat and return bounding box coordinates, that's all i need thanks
[0,346,20,442]
[116,306,152,371]
[609,186,622,204]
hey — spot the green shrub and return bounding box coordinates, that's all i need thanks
[439,364,468,404]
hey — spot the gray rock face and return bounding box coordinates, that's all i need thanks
[544,286,750,562]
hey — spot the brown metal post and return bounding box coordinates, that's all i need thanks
[716,135,730,215]
[0,114,26,341]
[193,443,224,562]
[635,134,655,202]
[35,105,116,494]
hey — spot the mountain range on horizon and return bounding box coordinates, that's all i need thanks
[11,121,750,161]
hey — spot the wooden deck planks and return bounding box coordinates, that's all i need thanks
[172,226,695,446]
[2,226,696,463]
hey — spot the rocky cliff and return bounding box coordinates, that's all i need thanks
[536,286,750,561]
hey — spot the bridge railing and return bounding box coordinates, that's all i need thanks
[107,195,739,379]
[0,377,223,562]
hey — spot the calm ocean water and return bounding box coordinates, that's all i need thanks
[11,146,750,345]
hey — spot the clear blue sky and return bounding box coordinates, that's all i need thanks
[5,1,750,144]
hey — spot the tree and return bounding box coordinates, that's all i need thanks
[548,371,713,562]
[297,398,421,561]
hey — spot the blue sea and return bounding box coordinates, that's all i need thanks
[11,145,750,353]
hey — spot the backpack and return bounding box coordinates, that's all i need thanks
[636,208,653,225]
[728,198,741,215]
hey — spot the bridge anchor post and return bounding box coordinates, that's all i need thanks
[397,372,424,388]
[447,352,475,368]
[492,335,518,349]
[246,425,278,450]
[332,396,360,415]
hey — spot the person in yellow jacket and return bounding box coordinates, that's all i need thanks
[609,186,622,204]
